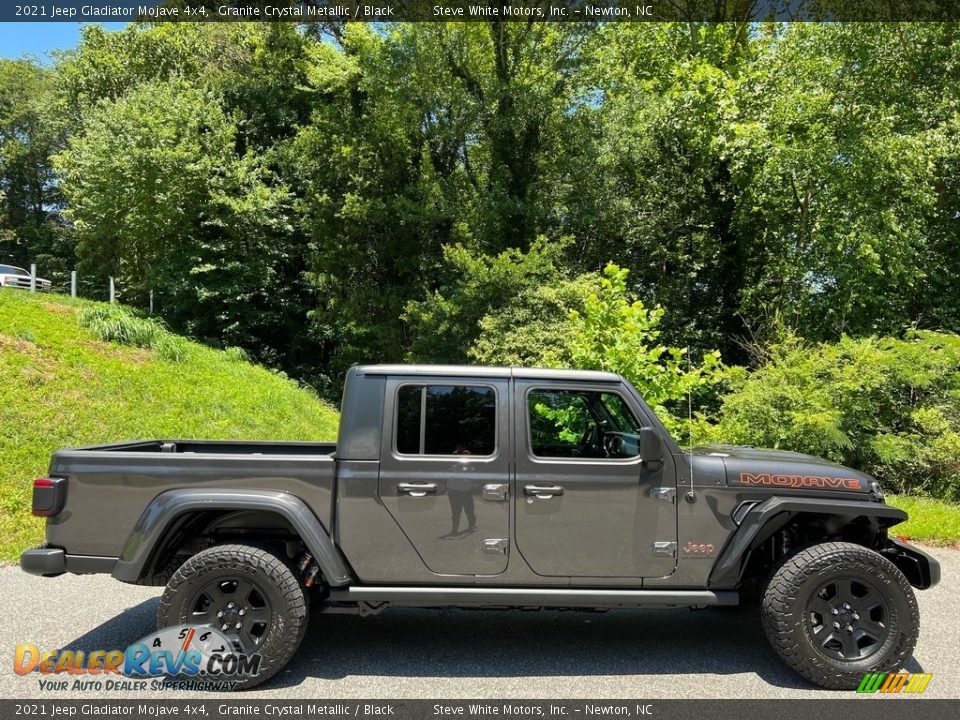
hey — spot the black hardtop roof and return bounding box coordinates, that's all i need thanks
[352,364,623,383]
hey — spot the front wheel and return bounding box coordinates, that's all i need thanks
[761,541,919,689]
[157,543,309,689]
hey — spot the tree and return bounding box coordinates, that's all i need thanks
[404,236,571,363]
[53,23,324,381]
[553,24,756,362]
[55,79,310,370]
[14,20,960,406]
[0,59,70,283]
[728,24,960,342]
[471,263,723,433]
[281,22,597,381]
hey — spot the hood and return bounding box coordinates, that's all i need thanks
[693,444,875,495]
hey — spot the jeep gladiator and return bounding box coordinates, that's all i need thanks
[21,365,940,689]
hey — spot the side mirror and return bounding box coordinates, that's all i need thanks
[639,427,663,466]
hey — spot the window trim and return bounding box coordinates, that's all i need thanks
[524,385,643,462]
[393,382,499,459]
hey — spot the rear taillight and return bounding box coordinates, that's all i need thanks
[32,477,66,517]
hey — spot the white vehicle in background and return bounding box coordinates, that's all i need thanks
[0,264,51,292]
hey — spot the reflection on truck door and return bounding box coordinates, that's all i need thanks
[378,379,511,576]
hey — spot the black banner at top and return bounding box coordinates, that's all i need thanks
[3,0,960,23]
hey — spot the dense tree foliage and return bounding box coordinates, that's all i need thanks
[2,22,959,436]
[470,262,722,434]
[700,332,960,500]
[0,59,70,283]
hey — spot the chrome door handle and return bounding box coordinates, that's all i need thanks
[398,482,438,497]
[523,484,564,499]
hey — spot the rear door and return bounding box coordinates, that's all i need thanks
[513,380,677,579]
[378,377,511,576]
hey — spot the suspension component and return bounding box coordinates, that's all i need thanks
[297,552,320,587]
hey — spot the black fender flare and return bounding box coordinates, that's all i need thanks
[882,538,940,590]
[111,488,352,586]
[708,497,907,589]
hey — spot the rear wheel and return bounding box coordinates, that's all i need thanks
[157,543,309,689]
[761,541,919,689]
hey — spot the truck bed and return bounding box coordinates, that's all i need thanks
[44,439,338,559]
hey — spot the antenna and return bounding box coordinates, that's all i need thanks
[686,347,696,503]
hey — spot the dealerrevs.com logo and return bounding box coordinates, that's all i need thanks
[857,672,934,694]
[13,625,261,692]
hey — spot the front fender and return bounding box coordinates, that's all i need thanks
[111,488,352,586]
[708,496,907,589]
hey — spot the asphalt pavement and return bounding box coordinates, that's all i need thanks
[1,545,957,699]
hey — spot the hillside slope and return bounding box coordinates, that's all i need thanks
[0,290,339,561]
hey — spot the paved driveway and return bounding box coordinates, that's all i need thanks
[1,545,956,699]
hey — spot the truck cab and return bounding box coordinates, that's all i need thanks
[336,365,678,582]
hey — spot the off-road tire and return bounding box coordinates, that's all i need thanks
[158,543,309,690]
[761,541,919,689]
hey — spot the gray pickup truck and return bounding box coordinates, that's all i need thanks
[22,365,939,689]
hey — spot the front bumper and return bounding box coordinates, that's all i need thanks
[886,539,941,590]
[1,279,51,291]
[20,546,117,577]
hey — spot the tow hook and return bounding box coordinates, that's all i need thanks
[297,552,320,587]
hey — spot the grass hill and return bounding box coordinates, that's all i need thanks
[0,290,339,561]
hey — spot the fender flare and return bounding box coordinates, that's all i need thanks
[707,497,907,589]
[111,488,352,586]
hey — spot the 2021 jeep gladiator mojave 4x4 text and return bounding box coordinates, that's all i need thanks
[22,365,940,689]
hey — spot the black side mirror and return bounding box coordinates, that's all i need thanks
[639,427,663,466]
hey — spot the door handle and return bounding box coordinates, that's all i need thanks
[523,484,564,499]
[398,482,439,497]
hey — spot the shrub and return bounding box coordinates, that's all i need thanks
[472,263,723,435]
[78,305,190,362]
[556,264,722,434]
[223,346,250,363]
[708,331,960,500]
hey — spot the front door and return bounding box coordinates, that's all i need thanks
[378,378,511,576]
[513,381,677,579]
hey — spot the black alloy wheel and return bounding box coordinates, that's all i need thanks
[158,543,309,689]
[761,541,919,689]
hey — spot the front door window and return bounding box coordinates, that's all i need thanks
[528,389,641,460]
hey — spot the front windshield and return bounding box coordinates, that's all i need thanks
[0,265,28,276]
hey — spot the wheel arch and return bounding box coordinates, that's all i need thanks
[708,497,907,590]
[111,488,352,587]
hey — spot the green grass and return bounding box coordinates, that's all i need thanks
[888,495,960,547]
[0,290,339,562]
